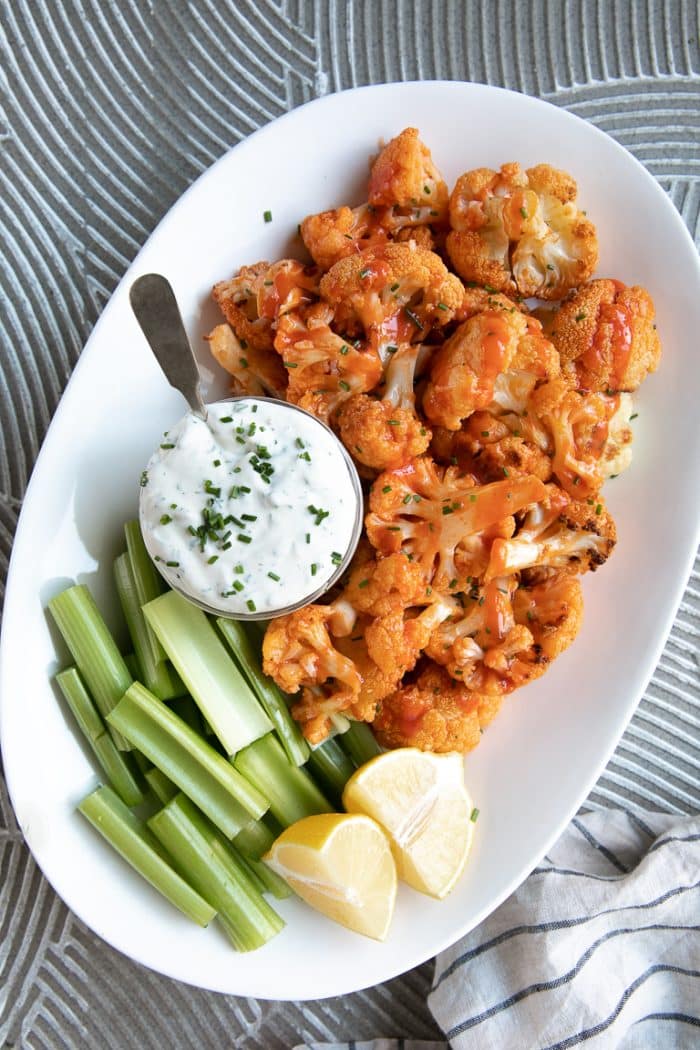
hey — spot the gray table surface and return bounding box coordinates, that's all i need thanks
[1,1,698,1046]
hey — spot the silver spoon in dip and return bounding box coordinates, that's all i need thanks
[130,274,363,621]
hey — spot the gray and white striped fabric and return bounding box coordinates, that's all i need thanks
[297,810,700,1050]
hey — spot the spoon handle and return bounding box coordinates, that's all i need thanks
[130,274,207,419]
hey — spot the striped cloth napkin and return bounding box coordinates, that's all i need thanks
[296,810,700,1050]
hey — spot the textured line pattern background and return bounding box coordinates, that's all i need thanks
[0,1,698,1046]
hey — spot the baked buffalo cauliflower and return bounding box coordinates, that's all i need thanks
[432,414,553,484]
[446,162,598,299]
[373,662,492,753]
[273,302,382,423]
[546,279,661,393]
[529,376,635,496]
[319,243,463,362]
[422,308,559,430]
[368,127,449,223]
[205,323,288,399]
[300,128,448,271]
[365,455,547,590]
[486,484,616,580]
[262,604,364,743]
[213,259,319,351]
[337,344,431,470]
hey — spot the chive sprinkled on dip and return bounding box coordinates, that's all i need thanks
[139,398,361,616]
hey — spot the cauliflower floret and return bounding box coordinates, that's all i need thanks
[343,551,429,616]
[320,243,463,363]
[423,309,558,430]
[486,485,616,580]
[431,415,552,484]
[455,285,527,322]
[373,662,489,753]
[300,204,388,272]
[546,279,661,393]
[446,162,598,300]
[337,344,430,470]
[213,260,319,351]
[366,456,547,589]
[205,323,288,399]
[529,376,634,497]
[262,604,363,743]
[274,303,382,423]
[512,572,584,667]
[368,127,449,223]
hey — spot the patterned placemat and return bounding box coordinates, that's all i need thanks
[1,2,698,1046]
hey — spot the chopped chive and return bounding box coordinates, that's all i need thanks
[502,467,509,478]
[246,599,257,612]
[358,579,369,588]
[267,572,281,582]
[295,437,305,449]
[575,312,587,322]
[160,443,175,450]
[241,514,257,522]
[339,345,349,355]
[159,514,172,525]
[403,306,423,330]
[331,552,342,565]
[263,210,272,223]
[387,419,400,426]
[382,485,392,493]
[595,503,602,515]
[283,361,298,368]
[630,412,639,420]
[402,494,412,504]
[338,379,350,392]
[520,206,528,219]
[237,534,252,544]
[207,555,219,565]
[470,807,480,822]
[220,415,233,422]
[437,302,448,311]
[305,533,310,544]
[232,580,244,592]
[140,470,149,487]
[310,564,318,576]
[359,267,371,279]
[299,451,311,462]
[390,282,400,292]
[165,561,180,568]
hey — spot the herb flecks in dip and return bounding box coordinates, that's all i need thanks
[140,399,359,615]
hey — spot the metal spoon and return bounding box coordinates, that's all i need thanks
[129,273,207,420]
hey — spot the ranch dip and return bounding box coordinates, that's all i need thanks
[139,398,361,617]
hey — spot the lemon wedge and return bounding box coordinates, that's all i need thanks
[342,748,475,900]
[264,813,397,940]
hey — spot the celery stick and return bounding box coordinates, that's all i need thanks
[306,737,355,802]
[79,786,216,927]
[55,668,144,807]
[144,767,178,805]
[114,553,183,701]
[234,819,276,860]
[340,720,382,767]
[248,857,293,899]
[148,794,284,951]
[131,749,152,775]
[234,733,332,828]
[143,591,271,755]
[216,618,309,767]
[48,585,131,750]
[124,520,167,663]
[108,683,268,838]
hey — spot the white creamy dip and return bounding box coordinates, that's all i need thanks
[139,398,361,616]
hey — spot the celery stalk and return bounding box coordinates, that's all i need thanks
[144,767,178,805]
[107,683,268,838]
[48,585,131,749]
[113,553,183,701]
[79,786,216,927]
[55,668,144,807]
[216,618,309,767]
[143,591,271,755]
[233,819,275,860]
[233,733,332,827]
[339,720,382,767]
[124,521,167,662]
[306,737,356,802]
[148,794,284,951]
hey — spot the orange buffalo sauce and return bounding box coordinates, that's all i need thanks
[482,579,510,641]
[576,283,633,391]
